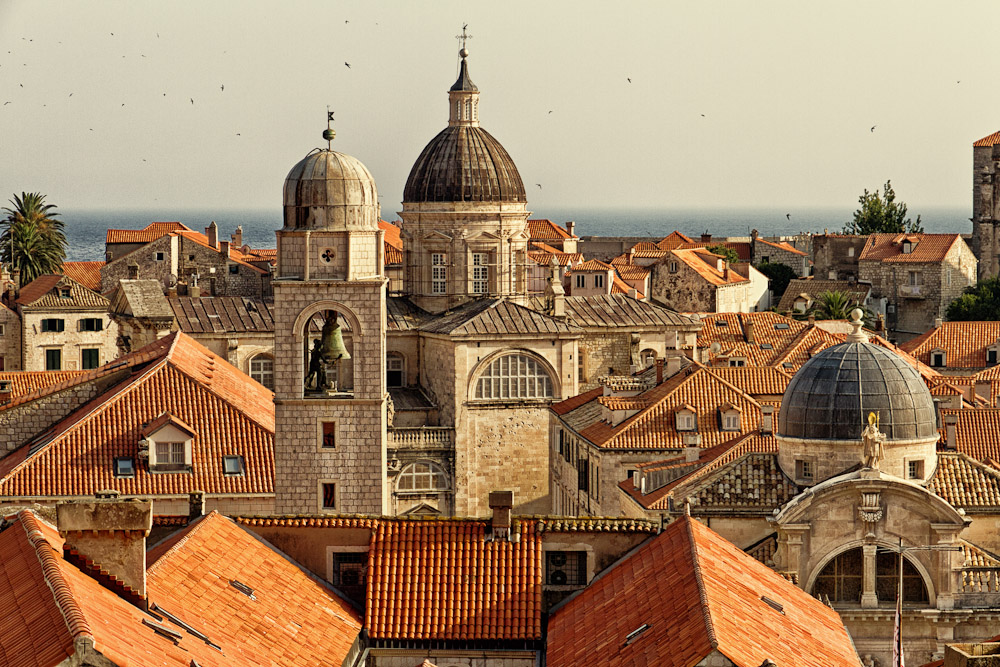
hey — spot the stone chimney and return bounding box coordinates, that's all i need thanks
[188,490,206,523]
[760,404,774,435]
[189,283,201,298]
[489,490,514,541]
[231,225,243,248]
[127,263,139,280]
[745,319,756,344]
[683,433,701,461]
[566,221,575,237]
[945,412,958,450]
[57,497,152,607]
[975,380,993,405]
[206,221,219,249]
[656,357,664,384]
[701,232,712,243]
[807,314,816,326]
[219,240,230,258]
[545,256,565,318]
[875,312,885,333]
[628,287,638,299]
[666,354,682,377]
[935,317,944,329]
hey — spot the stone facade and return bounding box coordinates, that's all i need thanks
[751,231,810,276]
[813,234,868,281]
[973,136,1000,280]
[649,254,758,313]
[21,308,118,372]
[0,302,20,371]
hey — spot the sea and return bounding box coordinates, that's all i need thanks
[58,206,972,262]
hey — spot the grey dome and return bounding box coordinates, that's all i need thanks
[777,342,936,441]
[283,149,379,231]
[403,126,526,203]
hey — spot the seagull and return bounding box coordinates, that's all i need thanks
[536,183,542,189]
[345,20,349,23]
[3,101,9,106]
[548,110,553,114]
[190,98,194,105]
[786,213,791,220]
[627,77,631,83]
[870,125,876,132]
[236,133,241,136]
[220,84,224,92]
[345,62,351,68]
[68,93,72,97]
[700,114,705,117]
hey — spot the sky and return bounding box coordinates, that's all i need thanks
[0,1,997,214]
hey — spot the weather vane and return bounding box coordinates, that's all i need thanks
[323,106,336,149]
[456,24,472,54]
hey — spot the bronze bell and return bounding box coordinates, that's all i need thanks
[319,314,351,363]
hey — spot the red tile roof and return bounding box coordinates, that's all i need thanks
[527,219,574,240]
[571,258,613,272]
[105,221,192,244]
[756,237,807,256]
[546,516,860,667]
[611,262,650,280]
[704,366,792,396]
[672,248,748,286]
[380,220,403,265]
[656,231,694,250]
[0,371,87,400]
[902,321,1000,369]
[365,519,542,641]
[0,332,275,499]
[859,233,963,263]
[974,131,1000,147]
[677,240,753,262]
[60,261,104,292]
[15,273,108,309]
[927,452,1000,508]
[528,251,583,267]
[610,272,642,298]
[940,408,1000,463]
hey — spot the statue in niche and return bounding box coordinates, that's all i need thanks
[304,311,351,394]
[861,411,886,470]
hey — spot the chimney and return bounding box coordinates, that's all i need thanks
[206,221,219,249]
[745,319,756,344]
[231,225,243,248]
[57,497,152,606]
[628,287,638,299]
[656,357,664,384]
[682,433,701,461]
[489,490,514,541]
[750,229,759,242]
[975,380,993,405]
[188,490,206,523]
[127,263,139,280]
[701,232,712,243]
[875,312,885,332]
[566,221,575,237]
[944,642,1000,666]
[220,240,230,258]
[807,314,816,326]
[935,317,943,329]
[666,354,682,377]
[945,413,958,450]
[761,405,774,435]
[667,330,679,350]
[189,284,201,298]
[12,268,20,290]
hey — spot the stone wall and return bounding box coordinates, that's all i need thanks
[649,260,717,313]
[973,143,998,280]
[812,235,867,281]
[0,305,21,371]
[21,309,119,372]
[578,331,633,390]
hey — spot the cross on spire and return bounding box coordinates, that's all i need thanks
[456,24,472,54]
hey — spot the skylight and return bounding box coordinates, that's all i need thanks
[714,320,728,327]
[223,455,245,476]
[774,323,790,330]
[760,343,773,350]
[114,457,135,478]
[624,623,651,645]
[230,580,256,600]
[761,595,784,614]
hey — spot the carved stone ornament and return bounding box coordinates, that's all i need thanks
[858,490,883,535]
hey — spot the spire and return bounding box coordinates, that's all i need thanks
[449,25,480,127]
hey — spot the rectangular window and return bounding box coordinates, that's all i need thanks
[81,349,100,370]
[472,252,488,294]
[321,422,336,449]
[154,251,165,261]
[578,459,589,493]
[575,274,585,288]
[45,348,61,371]
[114,457,135,478]
[723,413,740,431]
[847,247,855,258]
[931,352,945,368]
[79,318,103,332]
[908,271,921,286]
[0,356,4,372]
[594,274,605,289]
[59,287,71,299]
[907,459,924,479]
[322,483,337,509]
[669,261,679,273]
[41,319,65,333]
[222,455,245,476]
[331,552,365,588]
[545,551,587,586]
[558,429,565,456]
[431,253,447,294]
[676,412,695,431]
[989,349,998,365]
[229,264,239,275]
[0,323,4,336]
[155,442,186,465]
[796,459,814,481]
[728,358,746,367]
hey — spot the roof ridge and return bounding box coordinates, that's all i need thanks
[145,511,215,574]
[684,517,719,649]
[19,511,94,642]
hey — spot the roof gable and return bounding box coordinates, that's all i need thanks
[901,321,1000,369]
[60,261,104,292]
[16,274,109,309]
[105,221,192,244]
[859,233,963,263]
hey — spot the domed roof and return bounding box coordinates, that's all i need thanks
[403,125,526,204]
[777,341,937,441]
[283,149,379,231]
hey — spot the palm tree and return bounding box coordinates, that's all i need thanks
[1,192,67,284]
[807,290,873,324]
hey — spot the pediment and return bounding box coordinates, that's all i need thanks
[466,230,501,241]
[421,230,453,242]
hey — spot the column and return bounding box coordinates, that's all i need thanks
[861,543,879,608]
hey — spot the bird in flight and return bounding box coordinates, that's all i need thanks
[2,102,9,106]
[785,213,791,220]
[700,114,705,117]
[220,84,224,92]
[68,93,73,97]
[236,133,241,136]
[627,77,631,83]
[536,183,542,189]
[190,98,194,105]
[870,125,876,132]
[345,62,351,68]
[548,110,553,114]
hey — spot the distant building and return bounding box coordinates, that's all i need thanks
[777,278,873,314]
[751,228,810,276]
[648,247,767,313]
[812,233,868,281]
[902,321,1000,376]
[972,130,1000,280]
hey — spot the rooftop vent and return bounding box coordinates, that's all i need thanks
[624,623,651,646]
[714,320,728,327]
[230,580,256,600]
[761,595,784,614]
[761,343,773,350]
[774,323,790,330]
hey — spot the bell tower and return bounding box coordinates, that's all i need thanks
[272,115,388,514]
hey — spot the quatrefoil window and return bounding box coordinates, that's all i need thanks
[320,248,336,264]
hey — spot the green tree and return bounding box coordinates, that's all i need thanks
[842,180,923,235]
[1,192,67,284]
[706,244,739,264]
[755,261,797,302]
[808,290,872,323]
[946,277,1000,320]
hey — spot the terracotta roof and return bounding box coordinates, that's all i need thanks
[746,533,778,567]
[380,220,403,265]
[671,248,748,286]
[0,332,275,499]
[365,519,542,641]
[928,452,1000,509]
[859,233,963,263]
[570,258,613,272]
[776,279,872,312]
[60,261,104,292]
[169,296,274,334]
[559,294,699,329]
[528,251,582,267]
[676,240,753,261]
[610,272,642,297]
[902,321,1000,369]
[756,237,807,256]
[173,230,267,274]
[546,516,860,667]
[419,298,580,337]
[939,408,1000,463]
[527,219,574,240]
[105,221,192,244]
[0,371,87,400]
[147,511,362,664]
[697,312,814,366]
[16,274,108,309]
[704,366,792,396]
[241,248,277,262]
[974,131,1000,147]
[656,230,694,250]
[233,514,657,534]
[530,241,564,255]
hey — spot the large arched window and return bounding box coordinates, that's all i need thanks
[475,353,554,400]
[249,354,274,390]
[396,461,449,493]
[812,547,928,604]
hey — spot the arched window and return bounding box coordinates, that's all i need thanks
[812,547,928,604]
[397,461,449,493]
[387,353,405,388]
[640,348,657,368]
[475,353,554,400]
[249,354,274,390]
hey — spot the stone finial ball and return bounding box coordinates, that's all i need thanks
[850,308,864,322]
[322,128,336,142]
[459,47,469,58]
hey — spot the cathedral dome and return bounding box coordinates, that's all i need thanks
[403,126,526,203]
[283,148,379,231]
[777,340,936,441]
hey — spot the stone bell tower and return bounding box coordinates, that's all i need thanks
[272,115,388,514]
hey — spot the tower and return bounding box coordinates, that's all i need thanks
[272,116,388,514]
[399,33,531,314]
[973,131,1000,280]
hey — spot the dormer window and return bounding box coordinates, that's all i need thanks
[728,357,746,367]
[930,349,946,368]
[142,412,196,473]
[58,287,71,299]
[902,240,915,254]
[720,404,742,431]
[989,346,999,366]
[675,406,696,432]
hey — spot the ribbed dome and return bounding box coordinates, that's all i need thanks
[403,126,526,203]
[283,149,379,231]
[777,342,936,441]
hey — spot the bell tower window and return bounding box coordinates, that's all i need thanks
[303,310,353,396]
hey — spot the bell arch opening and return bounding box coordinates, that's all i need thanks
[302,309,355,396]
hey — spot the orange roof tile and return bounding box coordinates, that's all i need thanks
[902,321,1000,369]
[527,219,574,240]
[756,237,808,256]
[571,258,613,272]
[0,332,275,499]
[974,131,1000,147]
[671,248,748,286]
[704,366,792,396]
[16,273,108,309]
[365,519,542,641]
[612,262,650,280]
[676,240,753,261]
[60,261,104,292]
[610,272,642,297]
[656,230,695,250]
[0,371,87,400]
[546,516,860,667]
[528,251,582,267]
[940,408,1000,463]
[928,452,1000,508]
[105,221,192,244]
[859,233,963,263]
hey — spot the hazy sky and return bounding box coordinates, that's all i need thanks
[1,1,997,214]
